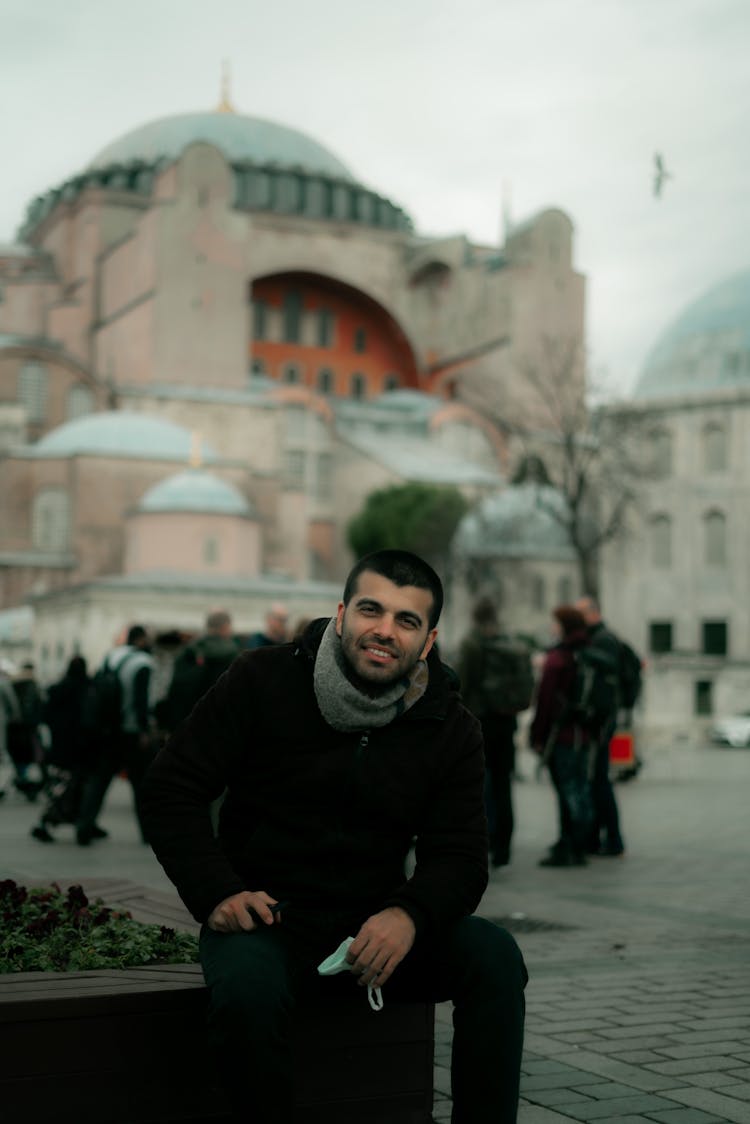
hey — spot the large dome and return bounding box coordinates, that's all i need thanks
[454,485,576,561]
[137,469,252,516]
[32,411,219,462]
[88,111,355,181]
[633,269,750,400]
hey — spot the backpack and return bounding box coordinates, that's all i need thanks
[618,640,643,709]
[567,643,619,730]
[479,636,534,715]
[82,650,136,735]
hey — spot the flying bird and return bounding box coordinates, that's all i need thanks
[653,152,673,198]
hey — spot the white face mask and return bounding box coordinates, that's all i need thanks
[317,936,383,1012]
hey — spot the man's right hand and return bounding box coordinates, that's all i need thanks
[207,890,280,932]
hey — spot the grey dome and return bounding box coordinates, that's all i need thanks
[454,484,576,561]
[137,470,252,516]
[89,111,355,181]
[633,269,750,400]
[32,411,219,462]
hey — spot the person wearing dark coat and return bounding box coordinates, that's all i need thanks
[529,605,595,867]
[141,550,528,1124]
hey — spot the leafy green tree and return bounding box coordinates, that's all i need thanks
[347,483,469,572]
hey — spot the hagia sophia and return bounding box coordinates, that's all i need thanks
[1,87,749,748]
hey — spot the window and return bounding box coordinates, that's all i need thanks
[249,358,266,376]
[354,327,367,353]
[383,373,400,391]
[650,429,672,478]
[317,310,335,348]
[350,372,366,400]
[315,453,333,500]
[283,364,301,386]
[317,368,334,394]
[252,300,267,341]
[282,291,302,343]
[703,424,727,472]
[31,489,70,551]
[650,514,672,568]
[66,385,94,420]
[649,621,672,653]
[284,449,306,489]
[203,536,219,565]
[531,574,545,611]
[702,620,727,656]
[694,680,713,716]
[557,576,573,604]
[704,510,727,566]
[18,361,48,423]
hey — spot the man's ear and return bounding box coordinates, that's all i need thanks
[420,628,438,661]
[335,602,345,637]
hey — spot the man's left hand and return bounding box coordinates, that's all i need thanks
[346,906,416,987]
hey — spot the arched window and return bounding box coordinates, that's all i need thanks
[18,361,48,423]
[31,488,70,552]
[703,424,727,473]
[650,429,672,478]
[704,510,727,566]
[383,373,400,392]
[650,514,672,568]
[350,373,366,400]
[283,363,301,386]
[66,385,94,420]
[203,536,219,565]
[316,368,334,394]
[249,357,266,376]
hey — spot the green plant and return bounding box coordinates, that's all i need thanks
[0,880,199,973]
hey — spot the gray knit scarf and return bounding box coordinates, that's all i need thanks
[313,618,428,732]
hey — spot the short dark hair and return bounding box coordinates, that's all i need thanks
[343,550,443,629]
[127,624,148,645]
[472,596,498,628]
[553,605,586,637]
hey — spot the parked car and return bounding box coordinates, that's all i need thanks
[709,711,750,748]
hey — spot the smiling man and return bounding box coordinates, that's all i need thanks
[142,550,527,1124]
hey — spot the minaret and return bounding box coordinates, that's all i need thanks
[217,59,235,113]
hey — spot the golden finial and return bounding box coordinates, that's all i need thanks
[217,59,235,114]
[189,431,203,468]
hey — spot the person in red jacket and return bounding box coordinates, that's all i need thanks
[529,605,595,867]
[142,550,527,1124]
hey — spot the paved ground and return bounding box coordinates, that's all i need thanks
[2,740,749,1123]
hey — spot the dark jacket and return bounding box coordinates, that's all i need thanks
[141,620,488,934]
[44,668,92,770]
[529,629,595,751]
[160,633,241,732]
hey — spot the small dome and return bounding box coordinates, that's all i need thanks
[33,411,219,462]
[137,470,252,516]
[633,269,750,400]
[454,484,576,561]
[88,111,355,181]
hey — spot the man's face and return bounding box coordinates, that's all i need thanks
[335,571,437,691]
[574,597,599,626]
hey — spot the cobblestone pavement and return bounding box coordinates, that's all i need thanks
[2,741,749,1122]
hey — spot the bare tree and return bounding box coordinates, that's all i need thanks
[459,335,649,597]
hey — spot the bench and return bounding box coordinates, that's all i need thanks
[0,879,435,1124]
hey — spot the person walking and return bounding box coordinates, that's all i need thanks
[6,662,46,800]
[160,610,241,735]
[575,595,626,857]
[530,605,596,867]
[244,602,289,649]
[456,596,534,868]
[142,549,527,1124]
[76,625,155,845]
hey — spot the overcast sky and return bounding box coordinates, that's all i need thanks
[2,0,748,396]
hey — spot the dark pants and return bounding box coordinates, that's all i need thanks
[77,731,155,841]
[480,714,517,865]
[548,742,593,860]
[200,911,527,1124]
[586,725,624,853]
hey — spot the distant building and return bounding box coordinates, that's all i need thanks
[0,96,585,676]
[601,269,750,746]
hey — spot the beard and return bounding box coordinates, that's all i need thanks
[339,627,422,696]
